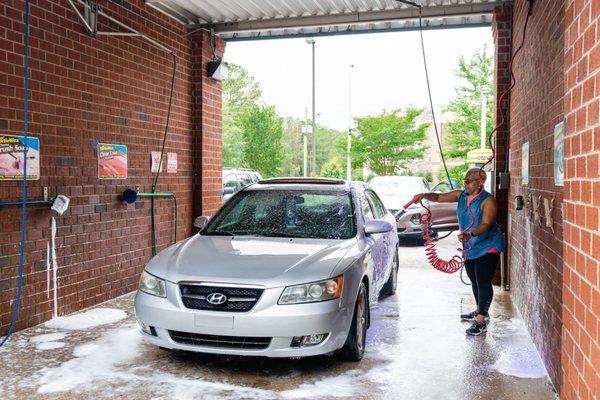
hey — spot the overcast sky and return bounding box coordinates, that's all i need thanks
[224,26,494,131]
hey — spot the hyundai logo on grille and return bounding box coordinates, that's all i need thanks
[206,292,228,305]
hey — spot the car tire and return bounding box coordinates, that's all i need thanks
[380,249,399,297]
[338,282,368,361]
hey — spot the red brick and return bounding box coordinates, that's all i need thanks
[0,1,224,337]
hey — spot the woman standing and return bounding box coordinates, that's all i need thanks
[412,168,505,335]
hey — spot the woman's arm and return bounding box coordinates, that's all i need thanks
[412,189,462,204]
[472,196,498,236]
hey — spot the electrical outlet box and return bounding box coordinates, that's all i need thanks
[497,172,510,190]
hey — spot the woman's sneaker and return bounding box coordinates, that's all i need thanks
[460,311,490,322]
[465,320,487,336]
[460,310,478,321]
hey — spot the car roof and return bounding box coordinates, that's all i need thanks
[369,175,424,182]
[247,177,355,192]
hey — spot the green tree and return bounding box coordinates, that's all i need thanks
[239,105,284,177]
[350,108,429,176]
[222,64,262,168]
[443,48,494,158]
[316,126,346,174]
[439,163,468,188]
[280,117,304,177]
[320,159,346,179]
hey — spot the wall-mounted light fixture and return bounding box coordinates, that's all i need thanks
[207,59,229,81]
[207,28,229,81]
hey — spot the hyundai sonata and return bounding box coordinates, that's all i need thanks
[135,178,399,360]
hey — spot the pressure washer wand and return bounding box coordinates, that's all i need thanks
[394,199,418,220]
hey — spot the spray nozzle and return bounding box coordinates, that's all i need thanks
[51,195,70,215]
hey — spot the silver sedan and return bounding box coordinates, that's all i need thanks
[134,178,399,360]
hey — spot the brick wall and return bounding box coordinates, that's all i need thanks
[492,4,512,285]
[562,0,600,398]
[504,0,565,389]
[0,0,223,334]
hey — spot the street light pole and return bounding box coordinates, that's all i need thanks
[480,88,489,149]
[347,64,354,181]
[303,107,308,177]
[306,38,316,176]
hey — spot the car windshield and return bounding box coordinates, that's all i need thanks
[369,178,423,196]
[203,189,356,239]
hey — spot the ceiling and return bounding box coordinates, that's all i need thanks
[144,0,509,41]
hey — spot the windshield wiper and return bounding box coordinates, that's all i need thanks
[204,230,235,236]
[253,232,289,238]
[254,232,316,239]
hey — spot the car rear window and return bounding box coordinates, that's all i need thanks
[203,190,356,239]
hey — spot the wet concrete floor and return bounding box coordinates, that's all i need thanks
[0,234,558,399]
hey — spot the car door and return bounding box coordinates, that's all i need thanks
[361,190,388,294]
[428,181,459,230]
[365,190,396,282]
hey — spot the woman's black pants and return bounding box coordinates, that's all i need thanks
[464,252,500,316]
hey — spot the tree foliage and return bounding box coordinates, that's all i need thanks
[439,163,469,187]
[350,108,429,176]
[443,48,494,158]
[239,105,284,177]
[222,64,262,168]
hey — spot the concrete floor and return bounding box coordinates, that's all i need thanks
[0,234,558,400]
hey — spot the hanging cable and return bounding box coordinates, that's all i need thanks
[401,2,454,189]
[151,53,177,256]
[1,0,30,346]
[484,1,534,174]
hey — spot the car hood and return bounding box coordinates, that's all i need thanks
[146,234,358,288]
[379,194,417,211]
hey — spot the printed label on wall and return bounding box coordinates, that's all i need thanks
[167,152,177,173]
[522,142,529,185]
[553,121,564,187]
[0,134,40,180]
[98,143,127,179]
[151,151,164,173]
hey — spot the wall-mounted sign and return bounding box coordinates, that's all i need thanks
[98,143,127,179]
[522,142,529,185]
[167,152,177,173]
[553,121,565,186]
[0,134,40,180]
[151,151,164,173]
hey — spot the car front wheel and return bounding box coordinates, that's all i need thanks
[380,249,399,297]
[338,282,368,361]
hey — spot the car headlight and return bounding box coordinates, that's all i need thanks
[139,270,166,298]
[278,276,343,305]
[410,213,422,225]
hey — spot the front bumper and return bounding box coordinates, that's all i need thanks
[134,282,354,357]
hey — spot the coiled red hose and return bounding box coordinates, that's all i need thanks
[401,199,476,274]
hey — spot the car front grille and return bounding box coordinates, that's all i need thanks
[169,331,271,350]
[179,284,263,312]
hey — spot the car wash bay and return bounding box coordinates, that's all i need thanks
[0,237,557,399]
[0,1,598,400]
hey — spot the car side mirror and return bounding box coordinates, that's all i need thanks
[223,187,235,195]
[364,220,393,235]
[193,216,210,230]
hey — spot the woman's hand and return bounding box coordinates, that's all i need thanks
[411,193,427,204]
[458,233,471,243]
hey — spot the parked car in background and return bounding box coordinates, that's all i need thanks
[135,178,399,361]
[368,176,460,244]
[222,168,263,202]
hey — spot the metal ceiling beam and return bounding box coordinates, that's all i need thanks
[225,20,491,42]
[190,1,507,32]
